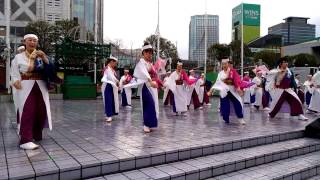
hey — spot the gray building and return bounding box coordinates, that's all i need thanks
[268,17,315,46]
[71,0,103,43]
[0,0,37,48]
[37,0,71,23]
[282,38,320,62]
[188,15,219,67]
[0,0,104,50]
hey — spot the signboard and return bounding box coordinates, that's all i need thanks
[243,4,260,26]
[232,3,260,26]
[56,64,88,73]
[250,48,280,53]
[232,4,242,25]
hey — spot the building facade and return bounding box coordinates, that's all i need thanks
[0,0,104,50]
[281,38,320,61]
[0,0,104,90]
[0,0,38,48]
[268,17,315,46]
[37,0,71,23]
[71,0,103,43]
[248,34,283,54]
[232,3,261,43]
[188,15,219,67]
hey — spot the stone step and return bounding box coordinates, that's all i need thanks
[4,129,305,180]
[211,151,320,180]
[93,137,320,180]
[307,175,320,180]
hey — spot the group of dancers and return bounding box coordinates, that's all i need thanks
[101,43,320,133]
[10,33,320,150]
[101,43,212,133]
[217,57,320,125]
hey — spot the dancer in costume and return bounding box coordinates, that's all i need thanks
[133,43,159,133]
[101,56,119,122]
[119,69,133,108]
[308,69,320,114]
[11,34,60,150]
[304,75,313,107]
[268,58,308,120]
[209,59,246,125]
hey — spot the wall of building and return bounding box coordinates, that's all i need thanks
[268,18,315,45]
[37,0,71,23]
[281,41,320,62]
[188,15,219,65]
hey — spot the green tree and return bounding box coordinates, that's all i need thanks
[229,40,252,68]
[25,20,56,53]
[292,53,318,67]
[253,50,280,68]
[207,43,230,61]
[25,20,79,53]
[144,35,180,69]
[54,19,79,39]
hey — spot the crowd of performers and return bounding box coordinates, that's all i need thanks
[215,57,320,125]
[101,43,212,133]
[101,43,320,133]
[10,34,320,150]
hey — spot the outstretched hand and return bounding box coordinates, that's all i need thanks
[237,88,244,96]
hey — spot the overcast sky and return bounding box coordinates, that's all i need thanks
[103,0,320,59]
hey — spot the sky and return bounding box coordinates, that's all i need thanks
[103,0,320,59]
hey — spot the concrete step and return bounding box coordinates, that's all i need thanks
[1,130,306,180]
[211,151,320,180]
[307,175,320,180]
[94,137,320,180]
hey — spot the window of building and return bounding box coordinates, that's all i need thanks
[55,0,61,7]
[47,0,53,7]
[55,14,61,21]
[47,14,54,22]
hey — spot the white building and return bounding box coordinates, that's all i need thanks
[37,0,71,23]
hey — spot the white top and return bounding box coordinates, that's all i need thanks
[101,66,118,84]
[312,71,320,86]
[11,52,31,84]
[133,58,152,83]
[252,77,262,87]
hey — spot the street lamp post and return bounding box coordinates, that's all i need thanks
[93,0,98,84]
[204,0,208,75]
[240,3,244,78]
[5,0,11,94]
[156,0,160,59]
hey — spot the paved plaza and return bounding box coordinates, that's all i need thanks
[0,98,319,179]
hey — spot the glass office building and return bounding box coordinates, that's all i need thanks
[268,17,315,46]
[188,15,219,66]
[72,0,103,42]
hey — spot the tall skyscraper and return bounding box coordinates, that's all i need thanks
[268,17,315,45]
[188,15,219,66]
[37,0,71,23]
[232,3,260,43]
[71,0,103,43]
